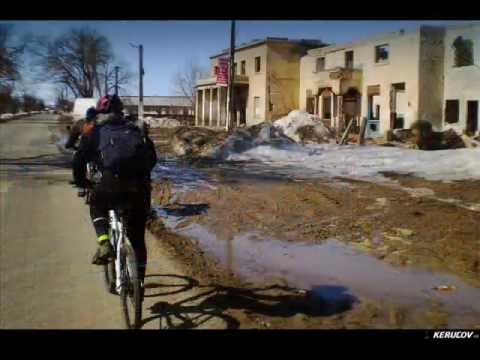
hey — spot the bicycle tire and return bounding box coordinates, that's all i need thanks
[120,241,142,329]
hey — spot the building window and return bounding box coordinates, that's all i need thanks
[241,60,246,75]
[234,62,237,75]
[254,97,261,118]
[316,57,325,72]
[375,44,389,63]
[214,66,219,75]
[452,36,474,67]
[345,51,354,69]
[445,99,459,124]
[255,57,261,73]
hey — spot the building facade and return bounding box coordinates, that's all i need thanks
[300,23,480,137]
[195,38,326,128]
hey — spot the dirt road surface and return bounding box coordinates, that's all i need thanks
[0,115,227,329]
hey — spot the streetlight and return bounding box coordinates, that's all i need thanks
[130,43,144,124]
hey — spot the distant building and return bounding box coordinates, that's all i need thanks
[120,96,194,125]
[195,37,327,128]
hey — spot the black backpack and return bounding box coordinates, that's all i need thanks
[98,121,148,179]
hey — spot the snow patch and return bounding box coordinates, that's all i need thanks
[227,143,480,182]
[72,98,97,120]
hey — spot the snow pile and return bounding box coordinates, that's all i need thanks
[213,122,295,160]
[226,143,480,182]
[0,113,13,120]
[144,117,181,128]
[274,110,334,143]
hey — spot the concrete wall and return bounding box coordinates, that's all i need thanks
[418,26,445,131]
[443,23,480,134]
[266,42,307,121]
[358,30,421,133]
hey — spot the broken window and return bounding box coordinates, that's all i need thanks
[452,36,474,67]
[241,60,246,75]
[316,57,325,72]
[255,57,261,73]
[306,89,314,114]
[345,51,354,69]
[445,99,459,124]
[375,44,389,63]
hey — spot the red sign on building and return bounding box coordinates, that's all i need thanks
[216,57,229,86]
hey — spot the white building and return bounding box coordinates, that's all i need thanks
[300,23,480,137]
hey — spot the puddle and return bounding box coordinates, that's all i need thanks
[156,209,480,327]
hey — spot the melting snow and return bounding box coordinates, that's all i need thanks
[226,143,480,182]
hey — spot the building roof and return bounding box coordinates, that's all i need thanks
[120,96,192,107]
[210,37,327,59]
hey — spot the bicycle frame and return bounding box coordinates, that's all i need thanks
[109,208,138,294]
[109,209,126,295]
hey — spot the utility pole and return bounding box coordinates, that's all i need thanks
[130,43,144,124]
[226,20,236,132]
[104,68,108,96]
[139,45,144,123]
[114,66,119,96]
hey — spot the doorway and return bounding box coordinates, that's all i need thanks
[466,100,478,134]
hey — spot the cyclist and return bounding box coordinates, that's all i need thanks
[73,95,157,289]
[67,107,98,191]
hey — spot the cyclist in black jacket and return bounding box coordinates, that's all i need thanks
[73,95,157,284]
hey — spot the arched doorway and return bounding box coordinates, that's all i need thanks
[342,87,361,132]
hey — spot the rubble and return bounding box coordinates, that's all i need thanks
[170,126,228,158]
[396,120,466,150]
[144,117,181,128]
[213,122,295,160]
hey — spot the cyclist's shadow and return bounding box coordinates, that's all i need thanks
[141,274,358,329]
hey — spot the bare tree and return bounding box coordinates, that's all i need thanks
[33,27,114,98]
[100,60,133,96]
[171,60,207,106]
[0,24,24,85]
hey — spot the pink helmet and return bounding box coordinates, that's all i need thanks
[96,95,123,114]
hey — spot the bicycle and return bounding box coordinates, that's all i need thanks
[104,203,143,330]
[80,179,143,330]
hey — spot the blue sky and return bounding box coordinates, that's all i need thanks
[4,20,477,104]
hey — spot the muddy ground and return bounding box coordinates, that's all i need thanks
[147,166,480,328]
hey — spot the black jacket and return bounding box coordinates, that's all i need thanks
[73,114,157,188]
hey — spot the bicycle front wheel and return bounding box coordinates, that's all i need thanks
[120,241,142,329]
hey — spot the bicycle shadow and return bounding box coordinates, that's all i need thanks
[141,274,358,329]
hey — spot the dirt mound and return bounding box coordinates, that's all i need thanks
[296,125,334,144]
[213,122,296,160]
[171,126,228,158]
[389,121,466,150]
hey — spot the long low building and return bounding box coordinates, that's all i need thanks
[120,96,194,124]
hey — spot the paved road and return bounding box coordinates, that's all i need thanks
[0,115,227,329]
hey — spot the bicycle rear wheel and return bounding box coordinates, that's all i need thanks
[120,241,142,329]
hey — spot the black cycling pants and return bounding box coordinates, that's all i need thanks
[89,188,148,281]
